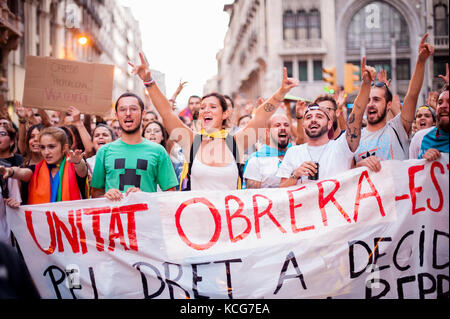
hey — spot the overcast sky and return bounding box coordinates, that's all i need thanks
[117,0,233,110]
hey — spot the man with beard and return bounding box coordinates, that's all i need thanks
[354,33,434,171]
[313,94,345,140]
[409,85,449,160]
[91,93,178,200]
[243,113,292,188]
[277,57,374,185]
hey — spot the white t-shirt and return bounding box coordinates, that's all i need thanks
[244,155,283,188]
[277,133,355,183]
[354,114,410,163]
[191,158,239,190]
[409,126,433,159]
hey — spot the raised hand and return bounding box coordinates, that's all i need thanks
[361,57,376,84]
[67,149,85,164]
[67,105,81,123]
[280,67,300,93]
[426,91,439,110]
[295,100,307,118]
[377,69,392,87]
[176,80,188,93]
[129,52,152,82]
[418,33,434,62]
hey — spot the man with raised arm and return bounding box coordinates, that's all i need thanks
[277,57,375,186]
[354,33,434,172]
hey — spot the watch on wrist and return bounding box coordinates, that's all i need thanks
[290,172,298,179]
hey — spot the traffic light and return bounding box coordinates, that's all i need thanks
[344,63,360,94]
[322,67,337,92]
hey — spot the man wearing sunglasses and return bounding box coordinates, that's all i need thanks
[277,57,374,185]
[354,33,434,172]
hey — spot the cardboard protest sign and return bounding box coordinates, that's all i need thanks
[7,156,449,299]
[22,55,114,116]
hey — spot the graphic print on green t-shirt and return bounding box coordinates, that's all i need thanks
[91,139,178,193]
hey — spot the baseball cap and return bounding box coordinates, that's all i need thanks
[304,104,334,139]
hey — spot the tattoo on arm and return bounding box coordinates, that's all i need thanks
[246,179,262,189]
[264,103,276,113]
[347,113,355,125]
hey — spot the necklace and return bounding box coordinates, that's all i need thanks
[306,142,329,164]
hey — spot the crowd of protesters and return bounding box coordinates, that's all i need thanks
[0,31,449,298]
[0,33,447,207]
[0,34,448,297]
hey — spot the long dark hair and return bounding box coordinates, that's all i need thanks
[24,123,44,163]
[142,120,168,149]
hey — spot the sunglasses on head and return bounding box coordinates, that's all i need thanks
[371,81,388,88]
[307,103,320,110]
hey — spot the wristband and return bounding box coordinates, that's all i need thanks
[73,160,82,165]
[296,116,303,120]
[18,117,26,124]
[10,167,15,178]
[144,78,155,88]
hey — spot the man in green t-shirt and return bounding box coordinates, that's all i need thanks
[91,92,178,201]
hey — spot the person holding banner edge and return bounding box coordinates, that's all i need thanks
[277,56,374,186]
[129,52,299,191]
[90,92,178,201]
[353,33,435,172]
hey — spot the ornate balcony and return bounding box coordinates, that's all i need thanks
[434,35,449,50]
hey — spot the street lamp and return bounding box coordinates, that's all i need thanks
[78,35,88,46]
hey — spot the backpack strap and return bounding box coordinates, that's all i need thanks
[181,133,243,190]
[225,134,244,189]
[392,126,405,153]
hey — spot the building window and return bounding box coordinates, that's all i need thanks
[283,9,322,40]
[434,4,449,36]
[296,10,308,39]
[308,9,321,39]
[284,61,293,77]
[313,60,323,81]
[396,59,410,80]
[347,2,409,50]
[298,61,308,82]
[434,56,448,78]
[283,10,296,40]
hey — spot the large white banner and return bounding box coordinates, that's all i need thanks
[7,156,449,299]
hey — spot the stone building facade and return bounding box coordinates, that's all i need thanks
[214,0,449,105]
[5,0,145,109]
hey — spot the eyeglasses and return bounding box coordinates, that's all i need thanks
[371,81,388,88]
[117,105,141,114]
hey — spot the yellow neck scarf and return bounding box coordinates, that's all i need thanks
[198,129,229,140]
